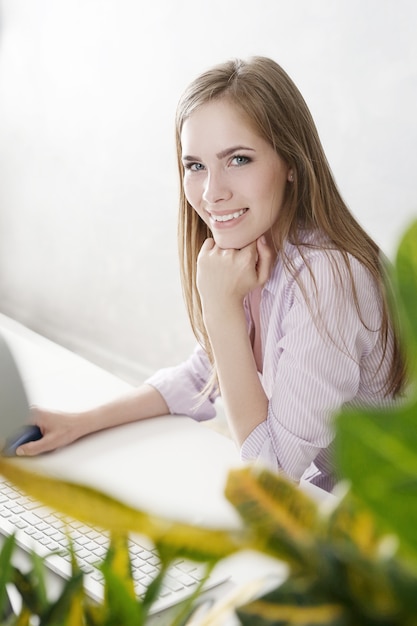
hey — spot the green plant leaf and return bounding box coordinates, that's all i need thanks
[13,608,32,626]
[103,533,136,602]
[324,492,394,559]
[320,497,400,619]
[0,533,16,618]
[58,582,85,626]
[99,566,143,624]
[39,571,84,626]
[139,565,167,616]
[236,602,347,626]
[395,219,417,372]
[9,552,52,621]
[13,566,44,618]
[10,544,86,624]
[335,399,417,567]
[236,578,349,626]
[26,551,50,615]
[98,532,144,626]
[167,562,216,626]
[61,543,89,626]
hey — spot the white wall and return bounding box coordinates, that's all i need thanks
[0,0,416,383]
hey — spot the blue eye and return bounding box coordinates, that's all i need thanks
[184,162,205,172]
[231,155,250,166]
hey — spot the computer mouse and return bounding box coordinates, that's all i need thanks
[2,425,43,456]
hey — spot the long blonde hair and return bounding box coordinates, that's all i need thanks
[175,56,406,396]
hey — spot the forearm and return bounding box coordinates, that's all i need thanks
[76,384,170,438]
[22,384,170,457]
[205,307,268,446]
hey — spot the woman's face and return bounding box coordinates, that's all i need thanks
[180,98,291,250]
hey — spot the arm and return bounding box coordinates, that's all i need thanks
[196,236,274,446]
[17,383,169,456]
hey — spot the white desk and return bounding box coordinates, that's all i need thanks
[0,313,332,624]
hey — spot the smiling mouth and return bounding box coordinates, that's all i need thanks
[210,208,248,223]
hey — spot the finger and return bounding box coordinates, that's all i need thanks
[237,240,258,266]
[199,237,215,253]
[16,442,40,456]
[256,236,274,284]
[245,240,258,257]
[16,435,55,457]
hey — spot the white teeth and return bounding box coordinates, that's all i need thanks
[211,209,246,222]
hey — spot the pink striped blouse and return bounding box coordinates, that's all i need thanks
[145,235,396,491]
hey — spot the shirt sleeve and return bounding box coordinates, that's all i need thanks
[144,344,219,421]
[241,253,383,481]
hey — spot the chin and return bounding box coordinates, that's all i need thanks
[213,234,256,251]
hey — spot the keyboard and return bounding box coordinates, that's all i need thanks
[0,476,226,613]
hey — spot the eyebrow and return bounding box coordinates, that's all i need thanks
[182,145,255,162]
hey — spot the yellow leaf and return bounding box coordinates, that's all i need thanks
[105,533,136,600]
[0,458,248,562]
[63,589,85,626]
[225,467,319,556]
[239,600,346,624]
[15,608,32,626]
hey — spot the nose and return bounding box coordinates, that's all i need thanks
[202,170,232,204]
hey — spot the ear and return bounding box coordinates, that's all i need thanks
[288,169,294,182]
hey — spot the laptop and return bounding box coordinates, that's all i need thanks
[0,332,35,453]
[0,327,243,615]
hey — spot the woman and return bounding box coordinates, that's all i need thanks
[17,57,406,491]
